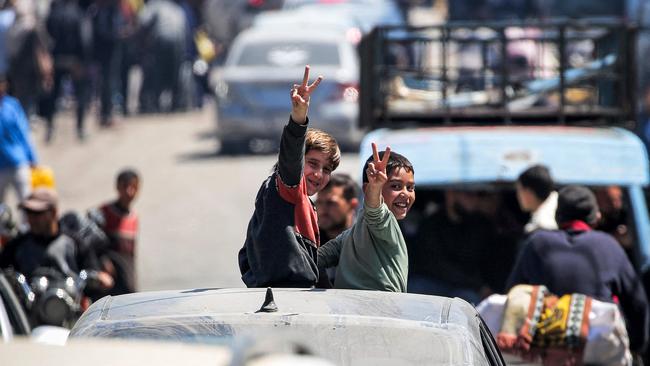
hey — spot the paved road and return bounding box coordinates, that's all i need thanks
[20,103,360,291]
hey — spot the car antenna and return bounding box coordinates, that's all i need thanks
[256,287,278,313]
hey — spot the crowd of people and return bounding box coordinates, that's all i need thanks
[0,67,142,313]
[0,0,215,143]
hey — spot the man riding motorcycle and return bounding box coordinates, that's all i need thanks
[0,188,112,326]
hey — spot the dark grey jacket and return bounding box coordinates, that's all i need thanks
[238,118,320,288]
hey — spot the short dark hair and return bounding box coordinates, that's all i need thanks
[362,151,414,184]
[116,168,140,186]
[556,185,599,225]
[321,173,360,201]
[517,164,553,201]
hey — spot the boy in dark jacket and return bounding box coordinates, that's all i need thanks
[238,66,340,288]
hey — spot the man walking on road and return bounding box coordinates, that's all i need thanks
[0,73,38,204]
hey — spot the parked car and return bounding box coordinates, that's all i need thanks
[69,288,505,365]
[211,27,362,153]
[281,0,406,32]
[252,8,365,44]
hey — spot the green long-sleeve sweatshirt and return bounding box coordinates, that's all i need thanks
[317,200,408,292]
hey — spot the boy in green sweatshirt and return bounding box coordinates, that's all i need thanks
[317,143,415,292]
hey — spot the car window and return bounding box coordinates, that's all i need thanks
[283,0,385,8]
[479,315,506,366]
[235,42,340,67]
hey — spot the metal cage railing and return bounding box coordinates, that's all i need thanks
[359,18,638,129]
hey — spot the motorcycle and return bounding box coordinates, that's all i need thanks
[4,267,103,328]
[2,210,111,329]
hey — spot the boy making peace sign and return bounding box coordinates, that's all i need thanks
[239,66,341,288]
[318,143,416,292]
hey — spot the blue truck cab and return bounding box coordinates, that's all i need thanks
[360,125,650,274]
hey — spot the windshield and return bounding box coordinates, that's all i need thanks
[283,0,384,9]
[234,42,341,67]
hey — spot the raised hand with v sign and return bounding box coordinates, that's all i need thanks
[290,65,323,124]
[365,142,391,208]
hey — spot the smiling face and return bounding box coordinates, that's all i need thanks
[381,167,415,220]
[304,150,333,196]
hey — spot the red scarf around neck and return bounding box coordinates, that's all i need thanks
[559,220,592,232]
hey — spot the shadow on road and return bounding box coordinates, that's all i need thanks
[196,130,216,141]
[176,149,277,163]
[176,150,220,162]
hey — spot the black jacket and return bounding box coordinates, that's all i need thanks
[238,118,320,288]
[0,231,79,279]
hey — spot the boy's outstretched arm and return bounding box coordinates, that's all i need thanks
[290,65,323,124]
[278,65,323,186]
[364,143,391,208]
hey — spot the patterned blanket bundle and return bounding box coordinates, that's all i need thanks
[477,284,632,366]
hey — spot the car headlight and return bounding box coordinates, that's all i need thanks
[37,288,75,326]
[32,276,49,293]
[193,59,209,77]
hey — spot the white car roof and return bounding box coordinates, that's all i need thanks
[252,8,362,31]
[222,27,358,75]
[70,288,492,366]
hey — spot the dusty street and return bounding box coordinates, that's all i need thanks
[20,103,360,291]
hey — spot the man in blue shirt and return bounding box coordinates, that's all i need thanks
[0,73,38,204]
